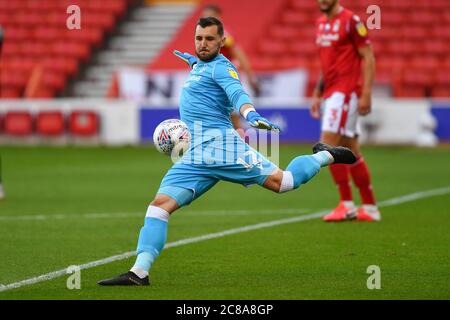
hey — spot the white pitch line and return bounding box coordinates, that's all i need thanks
[0,208,310,221]
[378,186,450,207]
[1,186,449,293]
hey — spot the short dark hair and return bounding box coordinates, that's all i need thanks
[203,4,222,15]
[196,17,224,37]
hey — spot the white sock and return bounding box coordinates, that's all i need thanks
[279,171,294,193]
[130,266,149,279]
[343,201,356,209]
[312,151,334,167]
[363,204,379,213]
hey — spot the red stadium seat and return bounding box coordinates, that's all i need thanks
[33,27,62,42]
[0,86,22,98]
[12,11,42,27]
[1,57,36,73]
[280,56,306,68]
[380,12,405,26]
[442,58,450,69]
[397,69,435,97]
[0,0,131,98]
[281,11,315,26]
[52,41,91,63]
[82,12,115,32]
[289,0,317,12]
[432,87,450,97]
[277,57,302,69]
[372,28,401,43]
[0,1,24,12]
[24,0,54,11]
[1,42,21,56]
[250,57,278,71]
[46,12,68,27]
[429,0,449,10]
[424,41,448,56]
[69,111,99,136]
[5,111,33,136]
[0,13,12,26]
[409,56,440,70]
[386,41,420,56]
[269,26,300,40]
[32,88,56,98]
[88,0,127,17]
[289,42,316,56]
[66,29,104,47]
[0,71,29,93]
[377,57,406,72]
[110,0,127,17]
[342,0,366,13]
[394,85,427,98]
[41,71,67,92]
[403,70,434,87]
[36,111,65,136]
[258,40,287,56]
[407,11,438,26]
[387,0,413,11]
[400,26,427,41]
[4,27,32,41]
[433,70,450,97]
[20,42,49,57]
[41,57,78,78]
[430,25,450,41]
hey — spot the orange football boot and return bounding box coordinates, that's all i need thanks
[323,202,357,222]
[356,207,381,222]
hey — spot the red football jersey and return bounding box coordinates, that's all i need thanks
[316,7,370,99]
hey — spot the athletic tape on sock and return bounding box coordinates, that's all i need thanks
[279,171,294,193]
[145,205,170,222]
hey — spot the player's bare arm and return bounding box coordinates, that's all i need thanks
[310,74,324,119]
[357,45,375,116]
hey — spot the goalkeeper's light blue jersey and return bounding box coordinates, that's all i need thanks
[160,54,277,198]
[179,53,252,144]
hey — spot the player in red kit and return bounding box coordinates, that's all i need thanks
[311,0,380,222]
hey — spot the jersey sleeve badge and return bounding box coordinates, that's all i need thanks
[228,68,239,80]
[356,21,367,37]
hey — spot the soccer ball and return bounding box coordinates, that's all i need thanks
[153,119,191,156]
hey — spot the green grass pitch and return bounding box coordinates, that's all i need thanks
[0,145,449,299]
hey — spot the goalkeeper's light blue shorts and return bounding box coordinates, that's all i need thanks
[157,131,278,207]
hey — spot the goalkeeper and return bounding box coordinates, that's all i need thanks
[98,17,356,286]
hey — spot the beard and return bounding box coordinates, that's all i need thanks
[196,46,220,62]
[319,0,338,13]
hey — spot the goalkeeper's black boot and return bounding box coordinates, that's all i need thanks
[97,271,149,286]
[312,142,357,165]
